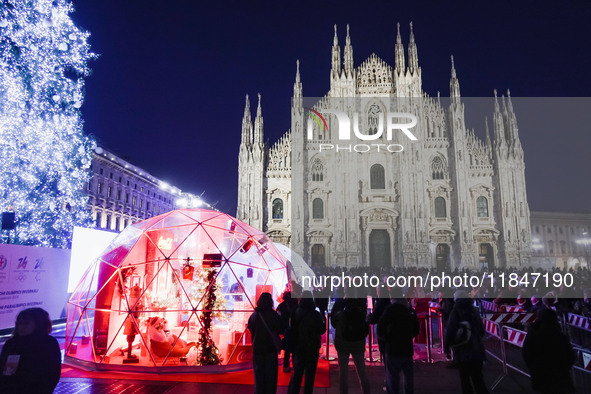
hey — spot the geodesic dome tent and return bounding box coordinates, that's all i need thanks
[65,209,289,372]
[273,243,316,291]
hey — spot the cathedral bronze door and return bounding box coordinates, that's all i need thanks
[436,244,450,272]
[311,244,325,267]
[479,243,494,270]
[369,230,391,268]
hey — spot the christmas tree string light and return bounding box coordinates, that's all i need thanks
[0,0,96,247]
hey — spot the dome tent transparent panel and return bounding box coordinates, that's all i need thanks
[65,209,289,372]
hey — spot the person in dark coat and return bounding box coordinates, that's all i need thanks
[0,308,61,394]
[444,290,489,394]
[377,287,420,394]
[368,285,391,362]
[277,291,298,372]
[331,286,370,394]
[287,291,326,394]
[248,292,284,394]
[522,308,575,394]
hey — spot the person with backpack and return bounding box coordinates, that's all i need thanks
[248,292,284,394]
[331,286,371,394]
[377,287,420,394]
[287,290,326,394]
[444,290,489,394]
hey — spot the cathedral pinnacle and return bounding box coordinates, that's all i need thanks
[331,25,342,79]
[293,60,303,104]
[506,89,514,112]
[450,55,460,100]
[395,22,405,72]
[407,22,419,74]
[241,94,253,146]
[334,24,338,46]
[343,24,354,77]
[244,94,250,118]
[494,89,500,112]
[346,24,351,45]
[254,93,264,145]
[256,93,262,117]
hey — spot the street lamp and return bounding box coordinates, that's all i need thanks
[576,231,591,268]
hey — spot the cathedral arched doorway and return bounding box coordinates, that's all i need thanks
[369,230,391,268]
[479,243,494,270]
[435,244,450,272]
[311,244,325,267]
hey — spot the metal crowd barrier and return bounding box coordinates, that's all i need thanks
[572,346,591,391]
[480,309,591,391]
[480,317,529,390]
[565,313,591,349]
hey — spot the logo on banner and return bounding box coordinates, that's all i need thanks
[34,258,44,270]
[16,257,28,270]
[0,255,7,270]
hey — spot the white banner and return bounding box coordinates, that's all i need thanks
[0,244,70,330]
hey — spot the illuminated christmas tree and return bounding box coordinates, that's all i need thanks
[0,0,95,247]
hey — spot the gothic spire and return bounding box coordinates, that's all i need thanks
[331,24,341,79]
[494,88,500,113]
[485,116,492,149]
[395,22,405,73]
[293,60,303,109]
[493,89,506,146]
[505,89,521,145]
[450,55,461,101]
[407,22,419,74]
[241,94,253,146]
[254,93,264,145]
[343,24,354,77]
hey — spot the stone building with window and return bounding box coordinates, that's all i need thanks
[86,146,202,232]
[237,24,533,270]
[530,211,591,270]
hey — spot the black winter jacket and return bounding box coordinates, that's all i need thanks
[0,334,61,394]
[248,307,284,355]
[443,298,486,363]
[377,302,420,357]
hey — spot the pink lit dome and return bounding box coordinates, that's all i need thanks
[66,209,289,372]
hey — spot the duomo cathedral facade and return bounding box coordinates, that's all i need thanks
[237,24,533,270]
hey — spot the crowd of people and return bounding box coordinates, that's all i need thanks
[2,262,587,394]
[247,263,584,394]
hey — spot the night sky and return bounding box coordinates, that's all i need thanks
[70,0,591,215]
